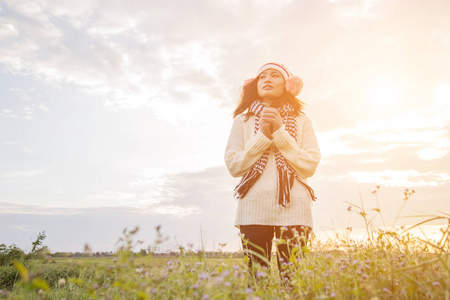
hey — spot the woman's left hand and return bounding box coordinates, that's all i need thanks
[261,108,283,132]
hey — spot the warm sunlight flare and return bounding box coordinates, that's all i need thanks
[367,77,399,108]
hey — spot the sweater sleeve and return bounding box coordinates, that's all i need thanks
[224,115,272,178]
[272,115,321,179]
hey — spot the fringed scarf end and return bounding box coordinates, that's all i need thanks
[234,168,261,199]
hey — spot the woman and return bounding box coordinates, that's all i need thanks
[224,62,321,277]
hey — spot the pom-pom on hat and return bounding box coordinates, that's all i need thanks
[248,62,304,97]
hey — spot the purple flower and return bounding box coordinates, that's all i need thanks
[216,277,224,284]
[432,281,440,286]
[330,292,336,298]
[256,271,267,279]
[246,287,253,294]
[199,273,209,280]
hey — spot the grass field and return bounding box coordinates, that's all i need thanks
[1,191,449,299]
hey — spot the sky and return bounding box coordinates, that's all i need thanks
[1,0,449,253]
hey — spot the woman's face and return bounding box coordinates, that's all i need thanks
[257,69,285,103]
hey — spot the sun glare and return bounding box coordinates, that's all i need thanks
[433,85,450,116]
[367,77,399,108]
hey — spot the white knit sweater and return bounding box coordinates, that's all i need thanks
[224,113,321,228]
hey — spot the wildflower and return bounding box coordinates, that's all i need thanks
[202,294,209,299]
[255,271,267,279]
[246,287,253,294]
[383,288,391,294]
[347,206,352,211]
[330,292,336,298]
[193,283,199,289]
[199,273,209,280]
[432,281,440,286]
[58,278,66,287]
[224,282,231,287]
[216,277,224,285]
[325,271,330,277]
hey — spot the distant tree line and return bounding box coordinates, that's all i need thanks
[1,231,244,263]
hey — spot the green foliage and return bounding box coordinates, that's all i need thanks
[30,231,46,254]
[27,231,48,260]
[3,189,450,299]
[0,265,19,291]
[0,244,25,267]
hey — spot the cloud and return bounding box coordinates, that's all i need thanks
[318,92,450,164]
[0,87,49,120]
[0,169,44,178]
[0,166,240,251]
[344,170,450,187]
[0,22,18,38]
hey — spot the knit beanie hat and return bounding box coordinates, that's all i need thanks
[245,62,304,97]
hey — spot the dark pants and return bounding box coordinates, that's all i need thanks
[239,225,311,275]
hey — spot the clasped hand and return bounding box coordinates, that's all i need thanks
[259,107,282,139]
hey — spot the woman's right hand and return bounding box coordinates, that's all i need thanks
[259,118,273,139]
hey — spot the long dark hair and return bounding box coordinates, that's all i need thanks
[233,77,304,118]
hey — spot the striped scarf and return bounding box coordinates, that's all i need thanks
[234,100,316,206]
